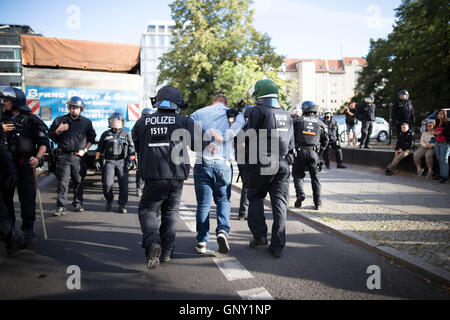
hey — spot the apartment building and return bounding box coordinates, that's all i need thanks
[284,57,366,113]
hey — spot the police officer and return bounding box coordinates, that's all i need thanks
[0,125,25,256]
[95,112,136,213]
[134,107,153,197]
[0,87,49,246]
[48,96,96,215]
[322,110,346,169]
[292,101,328,211]
[132,86,212,269]
[245,79,295,258]
[392,90,415,136]
[355,94,376,149]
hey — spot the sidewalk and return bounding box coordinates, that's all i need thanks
[231,161,450,286]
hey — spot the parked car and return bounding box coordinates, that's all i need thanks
[330,115,390,143]
[420,108,450,133]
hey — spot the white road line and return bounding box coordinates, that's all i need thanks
[237,287,274,300]
[213,257,253,281]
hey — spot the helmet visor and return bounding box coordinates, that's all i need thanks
[109,118,124,129]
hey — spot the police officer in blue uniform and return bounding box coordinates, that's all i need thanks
[95,112,136,213]
[0,87,49,246]
[322,110,346,169]
[132,86,212,269]
[48,96,96,216]
[245,79,295,258]
[0,124,25,255]
[292,101,328,211]
[134,107,153,197]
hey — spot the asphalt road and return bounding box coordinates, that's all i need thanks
[0,172,448,300]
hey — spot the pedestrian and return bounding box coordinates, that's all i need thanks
[292,101,328,210]
[291,107,302,119]
[131,85,214,269]
[433,109,450,183]
[0,87,49,247]
[322,110,346,169]
[245,79,295,258]
[385,122,414,175]
[95,112,136,213]
[0,125,25,256]
[134,107,153,197]
[355,94,376,149]
[190,94,245,255]
[341,102,357,145]
[392,90,415,137]
[413,120,435,178]
[48,96,96,216]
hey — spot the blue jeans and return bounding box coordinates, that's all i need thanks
[434,142,449,179]
[194,161,232,243]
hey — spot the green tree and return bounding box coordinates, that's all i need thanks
[157,0,291,114]
[354,0,449,124]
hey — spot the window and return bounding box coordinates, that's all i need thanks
[9,82,21,87]
[159,36,165,47]
[158,25,165,33]
[0,35,19,45]
[168,26,174,33]
[0,48,20,60]
[147,25,156,33]
[0,61,21,73]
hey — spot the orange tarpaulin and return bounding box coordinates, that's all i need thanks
[21,35,140,73]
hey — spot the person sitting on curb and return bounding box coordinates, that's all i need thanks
[385,122,414,175]
[413,120,435,179]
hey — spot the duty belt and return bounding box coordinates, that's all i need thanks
[105,155,125,160]
[56,148,76,155]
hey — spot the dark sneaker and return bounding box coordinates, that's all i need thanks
[217,230,229,254]
[249,237,268,248]
[364,145,371,149]
[146,243,161,270]
[269,247,282,258]
[118,205,127,214]
[74,204,84,212]
[105,201,112,211]
[195,241,207,254]
[337,164,346,169]
[294,195,305,208]
[314,203,321,210]
[385,168,394,176]
[325,164,330,169]
[439,177,448,184]
[53,206,66,216]
[23,229,37,247]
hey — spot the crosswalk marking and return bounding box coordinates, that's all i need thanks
[213,257,254,281]
[237,287,274,300]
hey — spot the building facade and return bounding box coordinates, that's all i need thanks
[284,57,366,113]
[0,25,40,89]
[140,20,175,108]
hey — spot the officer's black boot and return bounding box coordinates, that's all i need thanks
[314,203,321,210]
[249,237,268,248]
[4,232,25,256]
[118,205,127,214]
[337,163,346,169]
[294,195,305,208]
[105,200,112,211]
[23,229,37,247]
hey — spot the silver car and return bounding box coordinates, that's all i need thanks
[335,116,390,143]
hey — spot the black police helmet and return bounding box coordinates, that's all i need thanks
[108,112,125,129]
[67,96,85,111]
[0,86,30,112]
[301,101,319,114]
[226,108,239,119]
[365,94,374,102]
[141,108,152,116]
[151,85,187,111]
[399,90,409,99]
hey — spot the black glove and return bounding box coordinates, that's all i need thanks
[127,159,137,171]
[95,160,102,172]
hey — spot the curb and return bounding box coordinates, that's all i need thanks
[231,183,450,287]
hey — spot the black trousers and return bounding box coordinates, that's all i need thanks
[4,160,36,231]
[360,120,373,147]
[136,166,144,191]
[247,160,290,251]
[138,179,184,256]
[292,147,321,206]
[323,140,343,166]
[55,153,86,208]
[237,163,250,218]
[102,159,129,206]
[0,189,13,238]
